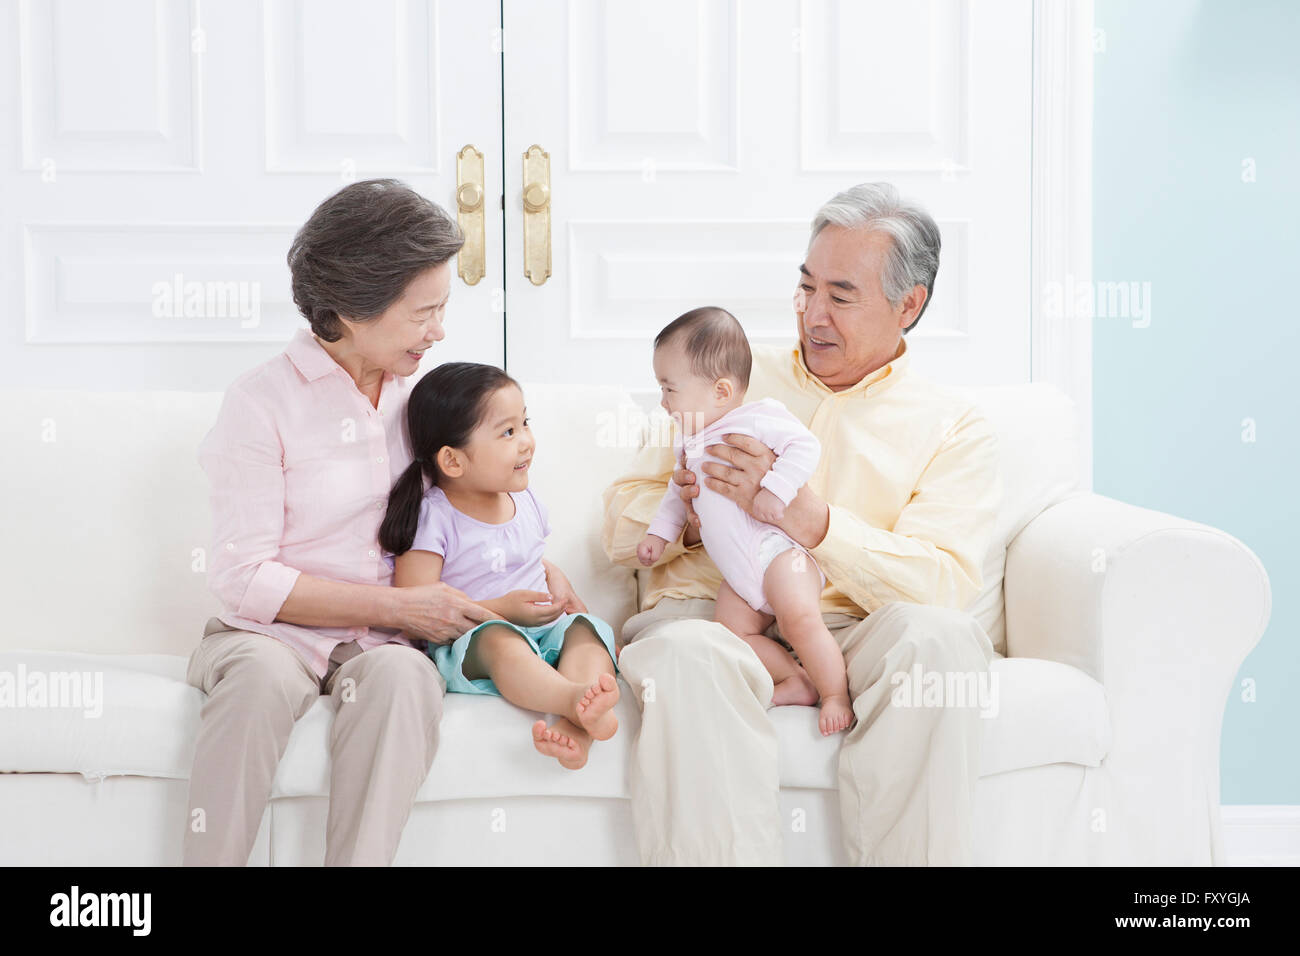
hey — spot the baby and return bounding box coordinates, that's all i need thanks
[636,307,853,735]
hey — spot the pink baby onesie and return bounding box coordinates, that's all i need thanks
[646,397,827,615]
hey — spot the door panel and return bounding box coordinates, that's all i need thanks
[502,0,1032,396]
[0,0,503,391]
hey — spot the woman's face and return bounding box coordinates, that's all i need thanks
[339,261,452,376]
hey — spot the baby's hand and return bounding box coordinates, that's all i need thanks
[752,487,787,525]
[637,534,669,566]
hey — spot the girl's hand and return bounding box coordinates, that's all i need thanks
[543,560,588,614]
[495,590,566,627]
[637,534,669,566]
[397,582,495,645]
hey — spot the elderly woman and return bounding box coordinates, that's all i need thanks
[184,180,565,866]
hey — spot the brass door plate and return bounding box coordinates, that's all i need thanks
[456,145,485,286]
[522,144,551,285]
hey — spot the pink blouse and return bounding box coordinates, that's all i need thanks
[198,327,416,678]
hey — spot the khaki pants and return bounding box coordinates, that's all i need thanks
[616,598,998,866]
[182,618,445,866]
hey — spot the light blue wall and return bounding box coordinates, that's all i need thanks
[1093,0,1299,803]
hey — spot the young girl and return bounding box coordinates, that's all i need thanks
[379,362,620,770]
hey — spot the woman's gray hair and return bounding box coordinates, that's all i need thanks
[288,178,463,342]
[809,182,941,332]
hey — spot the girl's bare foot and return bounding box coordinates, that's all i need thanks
[772,669,818,707]
[574,672,620,741]
[818,694,855,735]
[531,719,587,770]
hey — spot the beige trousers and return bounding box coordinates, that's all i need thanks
[182,618,445,866]
[616,598,998,866]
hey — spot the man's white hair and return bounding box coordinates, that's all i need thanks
[809,182,941,331]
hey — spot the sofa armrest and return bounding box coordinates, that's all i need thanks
[1004,492,1271,863]
[1004,492,1270,681]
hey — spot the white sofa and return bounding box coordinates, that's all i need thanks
[0,381,1270,866]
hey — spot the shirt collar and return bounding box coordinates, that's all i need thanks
[790,335,910,397]
[285,327,398,393]
[286,327,345,383]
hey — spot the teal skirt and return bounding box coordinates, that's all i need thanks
[430,611,619,697]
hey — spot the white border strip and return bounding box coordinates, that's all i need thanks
[1221,805,1300,866]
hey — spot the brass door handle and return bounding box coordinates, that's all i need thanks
[522,144,551,285]
[456,145,485,286]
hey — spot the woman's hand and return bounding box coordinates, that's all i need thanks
[542,560,588,614]
[395,582,495,645]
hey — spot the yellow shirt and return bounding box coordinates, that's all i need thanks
[600,336,1002,617]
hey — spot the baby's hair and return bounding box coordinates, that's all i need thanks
[379,361,519,557]
[653,306,752,392]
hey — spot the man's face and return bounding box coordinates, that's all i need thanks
[796,225,921,391]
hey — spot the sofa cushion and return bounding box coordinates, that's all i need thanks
[773,656,1110,787]
[976,658,1111,775]
[270,692,639,801]
[0,651,200,779]
[1,652,1109,793]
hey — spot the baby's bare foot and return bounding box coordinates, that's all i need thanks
[771,669,818,707]
[574,672,620,741]
[818,694,855,736]
[532,719,587,770]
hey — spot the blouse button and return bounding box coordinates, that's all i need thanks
[368,549,377,558]
[376,456,384,464]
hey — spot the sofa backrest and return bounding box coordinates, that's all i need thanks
[4,390,227,656]
[0,380,1080,660]
[951,382,1083,653]
[0,386,640,658]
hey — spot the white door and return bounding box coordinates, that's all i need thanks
[0,0,503,392]
[501,0,1032,397]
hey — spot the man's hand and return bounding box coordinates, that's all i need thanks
[637,534,669,566]
[702,434,831,549]
[542,559,588,614]
[487,590,565,628]
[671,447,703,545]
[752,487,787,525]
[700,433,777,515]
[395,582,495,645]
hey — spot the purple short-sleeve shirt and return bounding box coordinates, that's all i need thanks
[384,485,551,601]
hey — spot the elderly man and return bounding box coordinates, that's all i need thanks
[601,182,1002,866]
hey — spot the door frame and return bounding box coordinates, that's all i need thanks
[1031,0,1094,491]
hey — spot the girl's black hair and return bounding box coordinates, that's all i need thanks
[379,362,519,558]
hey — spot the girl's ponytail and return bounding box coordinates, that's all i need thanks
[378,459,426,557]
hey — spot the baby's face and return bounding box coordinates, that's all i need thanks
[653,341,729,436]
